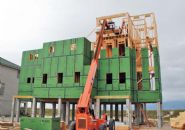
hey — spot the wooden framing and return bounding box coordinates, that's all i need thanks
[95,12,159,91]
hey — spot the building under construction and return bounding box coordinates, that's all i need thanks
[10,13,162,130]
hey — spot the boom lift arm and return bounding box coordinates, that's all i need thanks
[75,20,107,130]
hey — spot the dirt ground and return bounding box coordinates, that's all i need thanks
[132,123,174,130]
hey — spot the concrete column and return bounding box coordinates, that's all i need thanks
[31,97,36,117]
[58,98,62,119]
[100,104,102,117]
[24,102,28,115]
[115,104,119,121]
[139,104,144,124]
[95,99,100,118]
[110,104,113,119]
[126,99,132,129]
[65,101,70,125]
[143,103,146,111]
[121,104,124,122]
[72,103,75,121]
[62,103,66,121]
[15,99,20,122]
[40,102,45,117]
[134,104,140,125]
[103,104,106,113]
[10,98,16,122]
[143,103,147,123]
[52,103,56,118]
[157,102,163,128]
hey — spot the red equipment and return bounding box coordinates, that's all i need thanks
[75,20,107,130]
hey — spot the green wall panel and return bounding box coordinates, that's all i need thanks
[18,91,32,96]
[33,88,49,98]
[54,41,64,56]
[58,56,67,75]
[20,117,60,130]
[47,77,57,87]
[50,57,58,76]
[109,58,119,79]
[137,91,161,103]
[66,56,74,76]
[100,49,106,58]
[65,88,83,98]
[43,58,51,74]
[19,37,162,103]
[63,76,74,87]
[112,48,119,57]
[49,88,65,98]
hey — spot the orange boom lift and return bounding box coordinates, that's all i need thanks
[74,20,111,130]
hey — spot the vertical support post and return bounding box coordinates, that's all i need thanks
[95,98,100,118]
[52,103,56,118]
[121,104,124,122]
[134,103,140,125]
[65,101,70,125]
[40,102,45,117]
[143,103,146,112]
[157,102,162,128]
[72,103,75,121]
[110,104,113,119]
[115,104,119,121]
[11,97,16,122]
[15,99,20,122]
[100,104,102,117]
[62,103,66,121]
[31,97,36,117]
[24,102,28,115]
[103,104,106,113]
[58,98,62,120]
[139,104,144,124]
[126,99,132,129]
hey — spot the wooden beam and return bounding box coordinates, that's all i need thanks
[14,95,33,99]
[94,96,131,99]
[96,12,129,26]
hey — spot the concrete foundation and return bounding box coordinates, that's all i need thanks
[110,104,113,119]
[121,104,124,122]
[31,98,36,117]
[15,99,20,122]
[115,104,119,121]
[52,103,56,118]
[40,102,45,117]
[62,103,66,121]
[65,101,70,125]
[95,99,100,118]
[157,102,163,128]
[126,99,132,129]
[103,104,106,114]
[58,98,62,119]
[72,103,75,121]
[10,98,16,122]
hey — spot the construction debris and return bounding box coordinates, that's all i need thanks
[170,111,185,129]
[0,121,20,130]
[115,125,130,130]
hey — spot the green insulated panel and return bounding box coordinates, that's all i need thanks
[19,37,92,99]
[18,37,162,103]
[20,117,60,130]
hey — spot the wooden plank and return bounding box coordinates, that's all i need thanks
[96,12,129,26]
[14,95,33,99]
[94,96,130,99]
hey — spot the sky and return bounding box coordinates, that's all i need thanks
[0,0,185,102]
